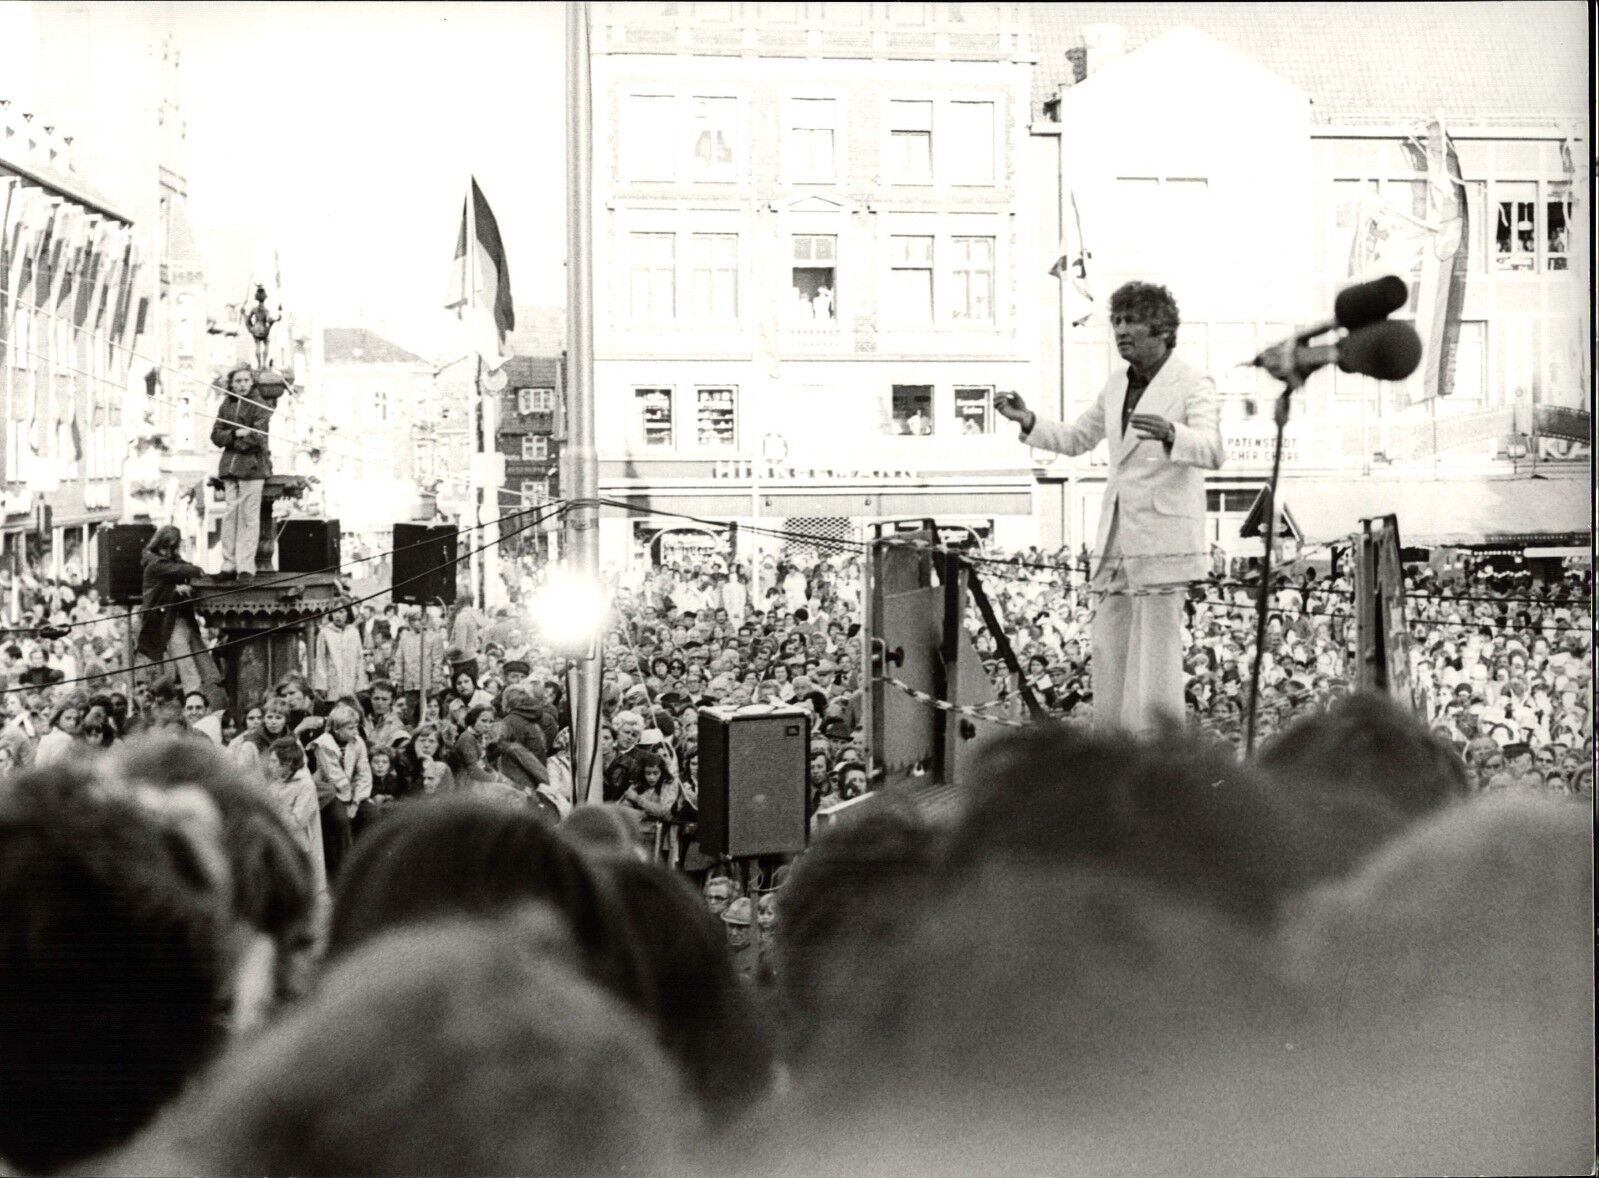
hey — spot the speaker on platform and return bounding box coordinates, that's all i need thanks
[97,523,157,605]
[392,523,458,605]
[697,705,810,858]
[277,518,339,574]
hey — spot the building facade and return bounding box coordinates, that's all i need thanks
[590,1,1042,567]
[1028,7,1590,560]
[315,327,432,547]
[497,353,563,554]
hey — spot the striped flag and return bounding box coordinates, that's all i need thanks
[446,176,515,375]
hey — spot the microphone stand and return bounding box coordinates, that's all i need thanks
[1244,347,1305,757]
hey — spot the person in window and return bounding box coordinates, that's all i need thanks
[996,281,1224,733]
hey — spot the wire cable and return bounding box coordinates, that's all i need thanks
[2,496,568,639]
[0,500,565,698]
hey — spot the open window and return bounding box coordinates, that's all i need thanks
[790,234,837,322]
[889,384,934,436]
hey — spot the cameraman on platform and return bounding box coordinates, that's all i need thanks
[996,281,1223,732]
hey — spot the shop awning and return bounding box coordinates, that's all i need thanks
[1270,476,1593,547]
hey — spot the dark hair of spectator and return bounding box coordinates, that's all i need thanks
[560,804,645,860]
[599,859,774,1128]
[0,764,230,1173]
[267,735,305,773]
[118,737,315,985]
[141,524,183,564]
[328,798,655,1016]
[775,795,946,1064]
[1258,690,1469,821]
[942,723,1306,922]
[114,910,693,1177]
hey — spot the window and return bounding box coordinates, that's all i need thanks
[946,101,994,185]
[787,98,837,182]
[954,386,993,434]
[688,233,738,320]
[521,434,549,460]
[889,2,927,23]
[949,236,994,321]
[696,387,737,448]
[629,232,676,320]
[689,97,736,181]
[517,387,555,414]
[373,389,388,422]
[1494,181,1536,270]
[790,234,837,321]
[888,101,933,184]
[634,387,674,447]
[520,479,550,505]
[889,385,934,435]
[1546,181,1571,270]
[888,235,934,322]
[622,95,676,181]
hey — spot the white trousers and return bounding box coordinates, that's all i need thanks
[220,477,264,573]
[1091,511,1186,733]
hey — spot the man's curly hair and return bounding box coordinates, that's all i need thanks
[1109,281,1180,347]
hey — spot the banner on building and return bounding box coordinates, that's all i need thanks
[1407,113,1467,405]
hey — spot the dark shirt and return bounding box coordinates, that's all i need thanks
[18,665,63,688]
[1120,353,1170,436]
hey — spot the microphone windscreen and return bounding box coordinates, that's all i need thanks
[1334,275,1409,331]
[1338,321,1423,381]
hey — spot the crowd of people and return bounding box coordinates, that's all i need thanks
[0,678,1588,1174]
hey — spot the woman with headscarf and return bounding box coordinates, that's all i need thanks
[136,525,222,693]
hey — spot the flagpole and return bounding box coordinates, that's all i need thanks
[565,0,604,805]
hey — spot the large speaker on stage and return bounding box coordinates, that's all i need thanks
[97,523,157,604]
[392,523,458,605]
[697,706,810,858]
[277,518,340,574]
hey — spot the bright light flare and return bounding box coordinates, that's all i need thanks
[531,568,609,655]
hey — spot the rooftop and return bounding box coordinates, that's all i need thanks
[1032,2,1588,126]
[323,327,428,366]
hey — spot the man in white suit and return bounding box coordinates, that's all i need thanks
[997,282,1224,731]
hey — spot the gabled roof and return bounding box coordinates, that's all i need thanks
[323,327,428,365]
[1032,2,1588,126]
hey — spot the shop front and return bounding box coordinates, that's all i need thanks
[597,458,1036,569]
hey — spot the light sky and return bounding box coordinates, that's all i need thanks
[175,1,566,359]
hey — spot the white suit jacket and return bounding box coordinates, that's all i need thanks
[1024,355,1224,587]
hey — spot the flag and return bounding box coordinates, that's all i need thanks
[1410,113,1466,404]
[1049,182,1095,325]
[446,177,515,375]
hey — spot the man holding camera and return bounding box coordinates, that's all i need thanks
[997,281,1224,732]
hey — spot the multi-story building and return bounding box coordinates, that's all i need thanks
[0,2,169,582]
[1028,7,1590,561]
[496,304,566,555]
[589,1,1042,567]
[315,327,432,550]
[497,355,562,545]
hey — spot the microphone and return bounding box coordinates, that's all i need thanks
[1244,275,1411,363]
[1250,320,1422,383]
